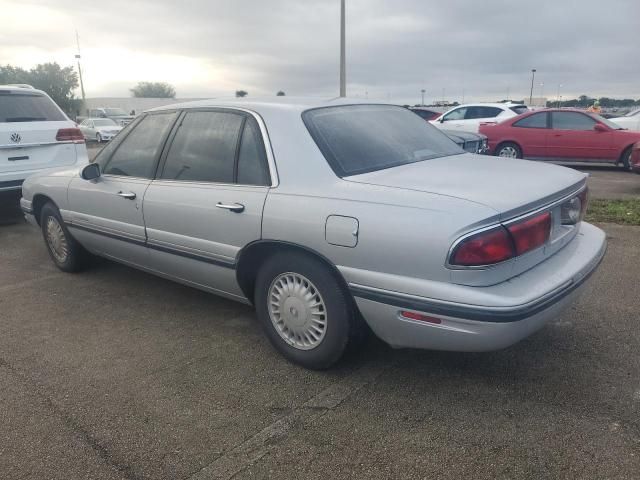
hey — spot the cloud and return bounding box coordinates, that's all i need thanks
[2,0,638,102]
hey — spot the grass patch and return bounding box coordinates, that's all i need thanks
[586,198,640,225]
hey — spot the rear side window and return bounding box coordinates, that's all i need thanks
[513,112,548,128]
[0,91,66,122]
[303,104,462,177]
[161,111,244,183]
[551,112,596,131]
[237,118,270,186]
[465,106,502,119]
[102,112,177,178]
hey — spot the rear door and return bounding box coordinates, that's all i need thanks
[548,112,614,160]
[511,111,549,158]
[66,111,179,264]
[142,109,272,299]
[0,89,78,180]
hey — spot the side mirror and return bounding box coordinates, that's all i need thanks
[594,124,608,132]
[81,163,101,180]
[439,117,445,123]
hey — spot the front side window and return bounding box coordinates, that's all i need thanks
[161,111,244,183]
[443,107,467,121]
[551,112,596,131]
[303,104,463,177]
[102,112,177,178]
[513,112,548,129]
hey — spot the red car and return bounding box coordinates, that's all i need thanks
[479,109,640,170]
[631,142,640,174]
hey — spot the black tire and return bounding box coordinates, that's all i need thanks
[40,202,90,272]
[621,146,633,171]
[96,133,102,143]
[495,141,522,159]
[254,252,357,369]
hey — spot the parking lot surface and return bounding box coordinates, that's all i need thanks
[1,217,639,479]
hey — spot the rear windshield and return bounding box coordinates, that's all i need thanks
[0,91,66,122]
[302,104,463,177]
[510,105,529,115]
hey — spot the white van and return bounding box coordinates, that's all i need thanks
[1,85,88,192]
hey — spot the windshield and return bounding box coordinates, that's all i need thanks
[93,119,118,126]
[104,108,127,116]
[0,91,66,122]
[303,104,463,177]
[624,108,640,117]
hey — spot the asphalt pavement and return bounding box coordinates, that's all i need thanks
[1,217,639,479]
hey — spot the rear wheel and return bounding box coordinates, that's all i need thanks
[40,202,91,272]
[254,252,357,369]
[496,142,522,159]
[621,146,633,171]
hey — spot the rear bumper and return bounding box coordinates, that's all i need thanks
[350,222,606,351]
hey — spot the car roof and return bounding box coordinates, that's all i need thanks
[147,96,391,116]
[0,84,48,95]
[84,117,117,121]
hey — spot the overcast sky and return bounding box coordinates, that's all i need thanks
[2,0,639,104]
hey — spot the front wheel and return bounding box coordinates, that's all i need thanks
[96,133,102,143]
[40,203,91,272]
[254,252,356,369]
[621,147,633,171]
[496,142,522,159]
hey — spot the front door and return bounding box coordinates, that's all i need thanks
[142,109,272,300]
[66,111,179,265]
[548,111,614,160]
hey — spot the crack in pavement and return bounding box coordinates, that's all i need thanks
[0,356,143,480]
[185,359,392,480]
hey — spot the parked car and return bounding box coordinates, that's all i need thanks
[630,142,640,174]
[78,118,123,143]
[408,107,442,121]
[430,103,529,133]
[87,107,135,126]
[1,84,87,193]
[610,108,640,131]
[479,109,640,170]
[20,99,605,369]
[441,130,489,154]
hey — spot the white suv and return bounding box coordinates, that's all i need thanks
[1,85,87,192]
[430,102,529,133]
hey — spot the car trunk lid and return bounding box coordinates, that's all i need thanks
[344,153,586,219]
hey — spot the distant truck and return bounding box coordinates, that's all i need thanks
[86,107,135,126]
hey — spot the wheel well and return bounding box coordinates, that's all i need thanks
[236,241,351,305]
[620,144,634,162]
[31,194,55,225]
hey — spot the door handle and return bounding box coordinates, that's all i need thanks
[117,191,137,200]
[216,202,245,213]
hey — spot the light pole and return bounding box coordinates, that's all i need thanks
[556,84,563,108]
[75,31,86,108]
[539,82,544,106]
[339,0,346,97]
[529,69,536,106]
[421,89,426,106]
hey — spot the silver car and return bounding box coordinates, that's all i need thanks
[20,98,606,369]
[78,118,123,143]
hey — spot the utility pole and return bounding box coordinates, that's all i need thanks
[75,30,86,110]
[339,0,346,97]
[529,69,536,106]
[421,89,425,106]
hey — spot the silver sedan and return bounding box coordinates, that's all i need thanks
[20,98,606,369]
[78,118,123,143]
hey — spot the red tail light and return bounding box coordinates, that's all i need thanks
[56,128,85,143]
[451,227,515,266]
[450,212,552,267]
[506,212,551,256]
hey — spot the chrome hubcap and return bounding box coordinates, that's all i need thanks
[268,272,327,350]
[45,216,68,263]
[499,146,518,158]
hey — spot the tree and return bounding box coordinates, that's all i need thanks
[1,62,79,115]
[130,82,176,98]
[235,90,248,98]
[276,91,286,96]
